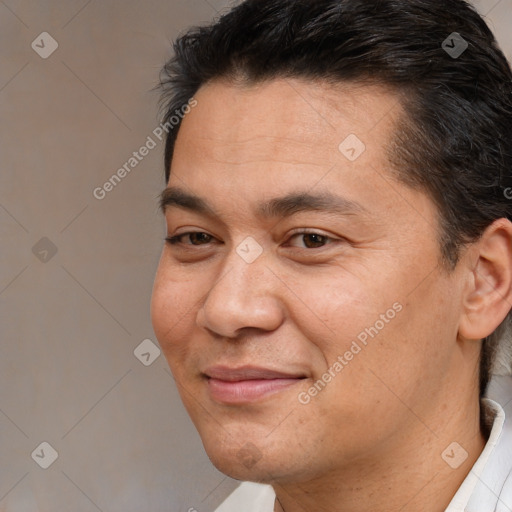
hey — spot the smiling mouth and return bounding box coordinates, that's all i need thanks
[203,366,307,404]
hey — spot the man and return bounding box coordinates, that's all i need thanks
[150,1,512,510]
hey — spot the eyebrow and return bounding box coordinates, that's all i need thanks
[159,186,367,220]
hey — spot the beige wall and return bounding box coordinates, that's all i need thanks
[1,1,511,511]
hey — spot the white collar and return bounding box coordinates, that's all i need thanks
[445,398,508,511]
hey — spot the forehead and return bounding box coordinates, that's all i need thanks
[166,78,426,232]
[172,78,403,171]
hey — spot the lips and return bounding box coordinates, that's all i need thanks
[203,365,306,404]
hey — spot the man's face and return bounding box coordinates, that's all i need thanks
[151,79,470,482]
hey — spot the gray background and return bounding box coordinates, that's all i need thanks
[1,0,511,511]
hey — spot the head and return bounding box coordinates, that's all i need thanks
[151,0,512,484]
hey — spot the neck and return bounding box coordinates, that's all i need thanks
[273,396,486,512]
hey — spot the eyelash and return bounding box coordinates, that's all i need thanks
[165,230,338,249]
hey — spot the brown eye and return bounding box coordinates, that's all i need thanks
[287,231,335,249]
[188,232,212,245]
[166,232,214,246]
[301,233,328,248]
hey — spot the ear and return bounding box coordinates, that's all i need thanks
[459,218,512,340]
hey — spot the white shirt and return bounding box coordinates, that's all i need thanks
[215,394,512,512]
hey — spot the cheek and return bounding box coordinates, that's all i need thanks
[286,259,453,401]
[346,276,461,408]
[150,263,198,352]
[282,265,398,359]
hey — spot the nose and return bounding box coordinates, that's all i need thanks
[196,249,285,339]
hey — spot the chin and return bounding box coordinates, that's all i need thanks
[198,428,274,480]
[204,444,268,481]
[200,430,310,486]
[210,457,274,483]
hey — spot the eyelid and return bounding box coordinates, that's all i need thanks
[287,228,337,238]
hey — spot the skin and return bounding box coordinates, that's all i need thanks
[151,78,512,512]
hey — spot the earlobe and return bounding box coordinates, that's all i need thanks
[459,218,512,341]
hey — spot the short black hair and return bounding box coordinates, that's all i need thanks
[158,0,512,396]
